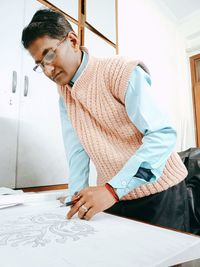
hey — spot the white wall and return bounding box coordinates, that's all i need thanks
[178,9,200,54]
[117,0,196,151]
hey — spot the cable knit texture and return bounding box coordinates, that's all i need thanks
[59,55,188,200]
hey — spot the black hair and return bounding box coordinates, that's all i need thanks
[22,9,74,49]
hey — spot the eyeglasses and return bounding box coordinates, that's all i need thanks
[33,36,67,73]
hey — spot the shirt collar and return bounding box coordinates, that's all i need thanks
[70,50,88,86]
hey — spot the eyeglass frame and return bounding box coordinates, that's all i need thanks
[33,35,67,73]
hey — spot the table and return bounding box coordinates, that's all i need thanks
[0,190,199,267]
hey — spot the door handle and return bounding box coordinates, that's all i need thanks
[12,70,17,93]
[24,75,29,97]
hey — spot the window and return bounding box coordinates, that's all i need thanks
[38,0,118,55]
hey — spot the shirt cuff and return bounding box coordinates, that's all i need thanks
[64,195,72,203]
[108,156,166,199]
[108,156,142,198]
[65,178,89,204]
[114,177,154,199]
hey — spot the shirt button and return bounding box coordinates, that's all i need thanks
[125,188,129,193]
[121,181,127,186]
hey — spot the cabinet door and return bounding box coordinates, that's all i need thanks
[16,1,68,187]
[0,0,24,187]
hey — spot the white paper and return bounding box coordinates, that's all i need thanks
[0,200,199,267]
[0,187,23,195]
[0,194,25,209]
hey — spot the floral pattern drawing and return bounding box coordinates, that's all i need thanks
[0,213,95,247]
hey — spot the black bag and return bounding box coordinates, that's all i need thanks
[178,147,200,235]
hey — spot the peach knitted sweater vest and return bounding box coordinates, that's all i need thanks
[59,55,188,200]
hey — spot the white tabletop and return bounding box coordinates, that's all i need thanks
[0,190,199,267]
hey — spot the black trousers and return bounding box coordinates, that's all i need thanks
[105,180,192,234]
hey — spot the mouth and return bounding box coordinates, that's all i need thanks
[53,71,62,81]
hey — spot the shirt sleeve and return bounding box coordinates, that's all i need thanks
[108,66,177,199]
[59,96,90,202]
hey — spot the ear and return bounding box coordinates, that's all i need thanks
[67,31,80,50]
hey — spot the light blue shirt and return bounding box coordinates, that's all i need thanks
[59,52,176,201]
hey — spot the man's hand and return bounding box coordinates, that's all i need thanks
[67,185,117,220]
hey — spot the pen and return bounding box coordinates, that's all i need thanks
[60,199,79,207]
[59,192,80,207]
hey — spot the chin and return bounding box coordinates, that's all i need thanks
[56,78,69,86]
[56,81,66,86]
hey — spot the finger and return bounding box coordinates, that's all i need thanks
[71,193,81,202]
[84,208,96,221]
[78,205,90,219]
[57,196,66,204]
[67,199,84,219]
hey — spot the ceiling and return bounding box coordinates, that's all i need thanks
[160,0,200,20]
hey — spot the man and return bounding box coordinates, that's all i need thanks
[22,9,190,232]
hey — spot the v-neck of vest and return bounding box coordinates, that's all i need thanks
[69,55,97,98]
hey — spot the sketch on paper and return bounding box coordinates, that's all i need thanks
[0,213,95,248]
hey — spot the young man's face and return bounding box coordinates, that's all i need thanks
[28,32,82,86]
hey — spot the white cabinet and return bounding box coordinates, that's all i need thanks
[0,0,24,187]
[0,0,68,188]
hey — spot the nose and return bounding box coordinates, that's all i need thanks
[44,64,55,77]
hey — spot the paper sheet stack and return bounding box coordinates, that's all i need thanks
[0,187,24,209]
